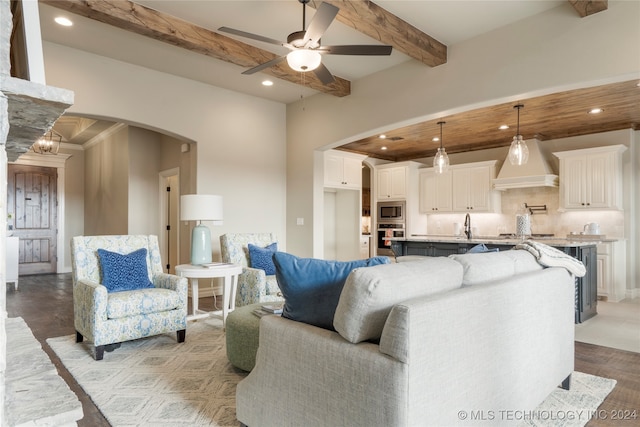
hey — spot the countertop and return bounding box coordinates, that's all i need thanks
[394,235,619,247]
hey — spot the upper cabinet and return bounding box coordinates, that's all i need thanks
[554,145,627,211]
[419,169,452,213]
[419,161,500,213]
[324,150,365,189]
[451,162,501,213]
[377,166,407,200]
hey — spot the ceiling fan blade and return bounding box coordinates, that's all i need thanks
[304,2,339,46]
[242,56,287,75]
[218,26,285,47]
[320,45,393,56]
[313,62,335,85]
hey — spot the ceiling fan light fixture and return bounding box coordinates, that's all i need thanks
[508,104,529,166]
[286,49,321,72]
[433,121,450,174]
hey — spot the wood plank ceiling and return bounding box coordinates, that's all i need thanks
[338,79,640,161]
[42,0,635,162]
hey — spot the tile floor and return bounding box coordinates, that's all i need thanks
[574,298,640,353]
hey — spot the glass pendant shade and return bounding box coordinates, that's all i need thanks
[433,147,450,174]
[286,49,322,72]
[433,121,450,174]
[508,135,529,166]
[509,104,529,165]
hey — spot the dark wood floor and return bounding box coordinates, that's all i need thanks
[6,273,640,426]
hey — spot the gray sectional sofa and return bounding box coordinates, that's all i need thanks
[236,250,575,427]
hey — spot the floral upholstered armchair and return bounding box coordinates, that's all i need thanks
[220,233,283,306]
[70,235,188,360]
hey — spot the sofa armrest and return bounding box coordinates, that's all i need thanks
[153,273,188,308]
[73,279,109,337]
[379,267,575,426]
[236,316,407,427]
[236,267,269,306]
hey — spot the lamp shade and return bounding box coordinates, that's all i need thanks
[180,194,223,265]
[180,194,223,225]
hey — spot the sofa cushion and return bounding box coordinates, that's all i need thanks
[334,257,463,343]
[273,252,390,330]
[97,248,155,293]
[106,288,180,319]
[248,242,278,275]
[449,249,543,286]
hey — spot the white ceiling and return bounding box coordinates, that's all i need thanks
[38,0,565,105]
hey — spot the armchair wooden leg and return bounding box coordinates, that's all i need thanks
[177,329,186,343]
[75,331,83,343]
[560,374,571,390]
[95,345,105,361]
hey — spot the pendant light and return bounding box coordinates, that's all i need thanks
[508,104,529,166]
[433,121,450,174]
[33,129,62,155]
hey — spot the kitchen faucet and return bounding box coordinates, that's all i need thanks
[464,213,472,239]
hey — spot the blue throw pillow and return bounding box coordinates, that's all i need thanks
[273,252,390,330]
[248,242,278,275]
[97,248,155,293]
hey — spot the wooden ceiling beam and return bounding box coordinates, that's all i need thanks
[568,0,608,17]
[40,0,351,97]
[313,0,447,67]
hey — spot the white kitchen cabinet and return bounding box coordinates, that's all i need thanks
[359,235,371,259]
[419,168,452,213]
[324,150,365,189]
[450,161,500,213]
[554,145,626,211]
[377,166,407,200]
[596,241,626,302]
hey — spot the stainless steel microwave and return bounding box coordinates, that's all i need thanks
[377,201,405,222]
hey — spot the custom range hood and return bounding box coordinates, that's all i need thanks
[492,139,558,190]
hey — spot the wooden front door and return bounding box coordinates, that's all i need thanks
[7,164,58,275]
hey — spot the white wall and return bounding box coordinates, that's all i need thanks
[285,1,640,259]
[42,41,288,258]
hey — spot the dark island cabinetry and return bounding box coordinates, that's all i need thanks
[391,239,597,323]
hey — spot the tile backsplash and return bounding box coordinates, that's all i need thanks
[424,186,625,239]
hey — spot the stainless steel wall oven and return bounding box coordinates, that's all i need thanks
[376,201,406,256]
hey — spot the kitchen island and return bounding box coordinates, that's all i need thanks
[390,236,601,323]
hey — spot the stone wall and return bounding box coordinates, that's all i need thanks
[1,0,73,422]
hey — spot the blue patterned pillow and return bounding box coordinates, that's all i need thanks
[97,248,155,293]
[248,242,278,275]
[273,252,390,330]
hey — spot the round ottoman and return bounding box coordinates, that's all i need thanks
[225,303,264,371]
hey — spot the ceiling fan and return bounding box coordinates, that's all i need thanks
[218,0,393,85]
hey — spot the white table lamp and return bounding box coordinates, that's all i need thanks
[180,194,223,265]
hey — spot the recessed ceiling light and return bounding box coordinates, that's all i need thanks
[588,108,604,114]
[381,146,387,150]
[499,124,509,130]
[262,80,273,86]
[379,134,387,139]
[432,137,440,142]
[54,16,73,27]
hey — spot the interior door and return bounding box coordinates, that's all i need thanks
[7,164,58,275]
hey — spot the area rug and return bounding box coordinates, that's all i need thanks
[48,319,616,427]
[47,318,247,426]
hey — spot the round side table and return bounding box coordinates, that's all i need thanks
[175,263,243,326]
